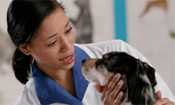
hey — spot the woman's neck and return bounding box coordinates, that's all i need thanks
[55,69,76,96]
[36,63,76,96]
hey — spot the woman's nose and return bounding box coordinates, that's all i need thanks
[59,36,71,52]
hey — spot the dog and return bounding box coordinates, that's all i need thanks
[82,51,157,105]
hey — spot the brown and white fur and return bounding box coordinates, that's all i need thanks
[82,52,157,105]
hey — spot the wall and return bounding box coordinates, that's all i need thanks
[0,0,175,105]
[127,0,175,95]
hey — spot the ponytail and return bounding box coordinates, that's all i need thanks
[12,48,31,84]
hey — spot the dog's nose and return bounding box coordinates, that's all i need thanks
[82,59,87,65]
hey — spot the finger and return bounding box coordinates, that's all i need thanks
[106,73,116,88]
[113,92,124,105]
[102,96,109,105]
[101,74,115,100]
[106,74,121,95]
[154,98,170,105]
[101,85,112,101]
[113,80,124,98]
[102,74,122,101]
[102,90,112,105]
[155,90,162,100]
[108,73,115,83]
[102,75,122,100]
[109,80,124,99]
[108,73,121,90]
[101,85,108,101]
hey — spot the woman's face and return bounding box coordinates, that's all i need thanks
[28,8,76,71]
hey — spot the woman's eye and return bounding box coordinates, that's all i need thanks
[65,26,72,34]
[47,40,57,47]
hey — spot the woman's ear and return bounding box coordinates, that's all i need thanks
[19,44,31,56]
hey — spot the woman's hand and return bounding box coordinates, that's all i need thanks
[154,98,175,105]
[154,91,175,105]
[96,73,124,105]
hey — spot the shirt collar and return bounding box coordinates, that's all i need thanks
[32,46,89,105]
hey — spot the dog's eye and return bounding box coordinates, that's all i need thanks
[96,59,104,66]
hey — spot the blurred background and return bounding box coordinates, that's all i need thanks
[0,0,175,105]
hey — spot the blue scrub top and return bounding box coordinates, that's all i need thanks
[32,46,89,105]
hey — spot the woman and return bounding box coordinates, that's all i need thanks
[6,0,175,105]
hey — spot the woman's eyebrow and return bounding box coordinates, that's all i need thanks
[47,20,70,40]
[47,33,57,40]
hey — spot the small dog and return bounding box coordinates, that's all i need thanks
[82,51,157,105]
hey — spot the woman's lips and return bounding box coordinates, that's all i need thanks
[59,54,74,64]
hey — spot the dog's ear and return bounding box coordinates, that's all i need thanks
[144,63,157,87]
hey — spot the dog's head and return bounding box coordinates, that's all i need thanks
[82,52,157,105]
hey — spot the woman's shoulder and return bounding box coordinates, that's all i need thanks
[75,39,148,61]
[75,39,127,58]
[76,39,125,51]
[15,79,103,105]
[15,78,41,105]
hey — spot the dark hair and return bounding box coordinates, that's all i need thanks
[7,0,64,84]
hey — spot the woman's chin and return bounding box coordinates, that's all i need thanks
[63,60,75,71]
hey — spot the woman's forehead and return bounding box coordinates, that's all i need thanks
[33,9,69,41]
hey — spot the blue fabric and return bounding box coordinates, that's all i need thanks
[113,0,128,41]
[32,46,89,105]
